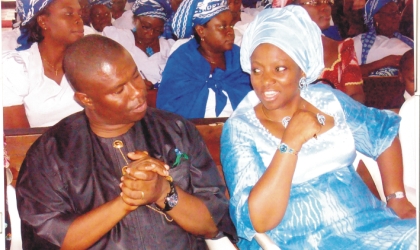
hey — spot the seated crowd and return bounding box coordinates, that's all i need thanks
[2,0,417,248]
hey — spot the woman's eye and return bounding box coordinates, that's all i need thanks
[275,66,286,72]
[66,12,73,16]
[251,68,261,74]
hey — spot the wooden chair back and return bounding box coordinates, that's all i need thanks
[4,118,228,188]
[362,76,405,110]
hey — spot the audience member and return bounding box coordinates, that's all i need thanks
[399,49,414,100]
[111,0,135,29]
[342,0,367,38]
[157,0,252,118]
[353,0,413,77]
[221,6,416,249]
[16,34,237,249]
[231,0,263,46]
[89,0,113,32]
[2,0,84,128]
[161,0,184,39]
[292,0,365,103]
[399,0,413,40]
[79,0,92,26]
[104,0,174,89]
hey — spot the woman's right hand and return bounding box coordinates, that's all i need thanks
[282,110,323,150]
[380,55,402,68]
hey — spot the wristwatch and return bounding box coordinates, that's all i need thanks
[279,143,298,156]
[158,178,178,212]
[386,191,405,202]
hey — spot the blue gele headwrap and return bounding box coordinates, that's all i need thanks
[171,0,229,39]
[16,0,53,50]
[240,6,324,87]
[89,0,112,6]
[132,0,172,21]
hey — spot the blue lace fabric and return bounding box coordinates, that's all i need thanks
[221,84,417,249]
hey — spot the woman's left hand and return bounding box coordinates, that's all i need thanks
[387,197,416,219]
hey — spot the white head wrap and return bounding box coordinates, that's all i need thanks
[240,6,324,86]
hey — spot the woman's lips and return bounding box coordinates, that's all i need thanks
[262,90,279,101]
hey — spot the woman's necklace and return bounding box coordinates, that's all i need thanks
[261,105,292,128]
[42,58,59,76]
[112,140,173,222]
[135,36,155,57]
[201,54,216,64]
[261,103,326,128]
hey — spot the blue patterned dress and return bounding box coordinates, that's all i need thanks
[221,84,417,250]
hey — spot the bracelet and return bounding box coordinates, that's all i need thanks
[385,191,405,202]
[278,143,299,155]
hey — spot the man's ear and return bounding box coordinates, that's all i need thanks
[74,92,93,108]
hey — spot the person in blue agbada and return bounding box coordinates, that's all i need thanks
[221,6,416,250]
[156,0,252,119]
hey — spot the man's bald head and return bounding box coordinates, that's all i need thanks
[64,34,130,93]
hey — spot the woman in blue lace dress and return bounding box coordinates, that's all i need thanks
[221,6,416,249]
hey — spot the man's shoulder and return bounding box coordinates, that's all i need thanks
[143,108,192,128]
[29,112,88,152]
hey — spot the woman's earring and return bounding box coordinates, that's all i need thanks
[298,77,307,89]
[201,37,204,42]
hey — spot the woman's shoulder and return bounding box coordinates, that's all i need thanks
[159,37,176,49]
[103,26,134,42]
[2,43,38,71]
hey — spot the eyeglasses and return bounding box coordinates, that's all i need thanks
[138,18,163,35]
[377,10,401,18]
[297,0,334,7]
[215,24,234,31]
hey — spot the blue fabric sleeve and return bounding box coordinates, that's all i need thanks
[332,88,401,160]
[220,117,266,241]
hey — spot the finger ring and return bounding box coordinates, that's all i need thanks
[316,113,325,126]
[140,191,145,199]
[122,166,128,175]
[313,133,317,140]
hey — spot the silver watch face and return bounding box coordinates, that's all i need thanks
[279,143,288,153]
[166,193,178,207]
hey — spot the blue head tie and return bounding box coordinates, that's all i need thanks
[171,0,229,39]
[16,0,53,50]
[240,6,324,87]
[132,0,172,21]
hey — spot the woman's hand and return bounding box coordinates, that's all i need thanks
[380,55,402,68]
[282,109,323,149]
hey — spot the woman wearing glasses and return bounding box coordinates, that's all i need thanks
[156,0,252,118]
[103,0,175,89]
[292,0,365,103]
[353,0,413,77]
